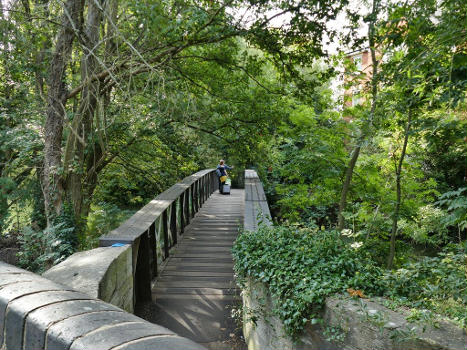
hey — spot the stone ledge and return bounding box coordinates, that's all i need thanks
[0,261,206,350]
[43,245,134,313]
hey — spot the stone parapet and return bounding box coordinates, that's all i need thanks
[242,277,467,350]
[244,170,272,231]
[0,261,206,350]
[43,245,133,313]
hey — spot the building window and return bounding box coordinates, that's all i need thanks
[352,88,361,106]
[353,55,362,71]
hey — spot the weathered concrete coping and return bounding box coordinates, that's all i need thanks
[244,169,272,231]
[43,245,134,313]
[100,169,215,246]
[0,261,206,350]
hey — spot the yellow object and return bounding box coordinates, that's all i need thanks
[220,175,228,182]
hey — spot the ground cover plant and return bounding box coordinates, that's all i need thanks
[233,224,467,337]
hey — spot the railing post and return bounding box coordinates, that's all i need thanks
[213,172,218,194]
[184,188,190,224]
[180,192,185,233]
[149,222,157,277]
[190,184,195,218]
[162,209,169,258]
[134,232,152,302]
[201,177,205,204]
[170,201,177,245]
[211,172,215,194]
[194,181,199,213]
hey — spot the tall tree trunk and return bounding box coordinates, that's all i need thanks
[337,145,361,231]
[387,111,411,269]
[63,0,104,225]
[337,0,380,231]
[42,0,83,224]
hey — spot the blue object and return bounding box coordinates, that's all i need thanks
[111,243,127,247]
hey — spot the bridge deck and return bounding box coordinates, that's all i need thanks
[136,189,244,349]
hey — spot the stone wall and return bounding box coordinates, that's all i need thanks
[244,170,272,231]
[0,261,206,350]
[242,277,467,350]
[43,245,134,313]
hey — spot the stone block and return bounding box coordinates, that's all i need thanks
[4,290,90,350]
[0,261,25,273]
[24,299,120,350]
[0,262,207,350]
[242,278,467,350]
[112,335,207,350]
[45,310,139,350]
[69,321,175,350]
[0,272,38,288]
[108,275,133,313]
[325,296,467,350]
[43,245,134,312]
[0,280,71,348]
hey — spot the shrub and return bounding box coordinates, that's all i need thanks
[17,223,75,273]
[233,224,386,336]
[233,224,467,337]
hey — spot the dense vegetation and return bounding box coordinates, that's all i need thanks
[1,0,465,334]
[233,225,467,336]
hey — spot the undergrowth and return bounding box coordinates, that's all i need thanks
[232,224,467,337]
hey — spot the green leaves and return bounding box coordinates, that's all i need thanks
[234,224,467,336]
[233,225,386,336]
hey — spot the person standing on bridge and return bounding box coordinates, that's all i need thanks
[216,159,233,194]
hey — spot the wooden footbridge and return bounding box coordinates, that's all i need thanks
[99,169,271,348]
[0,169,270,350]
[0,169,269,350]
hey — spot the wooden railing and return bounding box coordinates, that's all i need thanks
[244,169,272,231]
[100,169,218,303]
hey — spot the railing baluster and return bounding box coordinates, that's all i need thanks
[149,222,157,277]
[180,192,185,233]
[213,172,217,194]
[194,181,199,213]
[170,201,177,245]
[162,209,169,259]
[190,184,195,218]
[134,231,152,302]
[184,188,190,226]
[201,177,205,205]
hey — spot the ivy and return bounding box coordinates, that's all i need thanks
[233,225,386,336]
[233,224,467,337]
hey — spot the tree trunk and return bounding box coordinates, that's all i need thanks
[42,0,84,224]
[337,0,380,231]
[387,111,411,269]
[337,145,361,231]
[63,0,105,225]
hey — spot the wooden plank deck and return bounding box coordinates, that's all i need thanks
[135,189,245,349]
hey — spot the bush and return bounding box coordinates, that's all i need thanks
[17,223,75,273]
[233,224,386,336]
[384,244,467,328]
[233,224,467,337]
[82,202,135,249]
